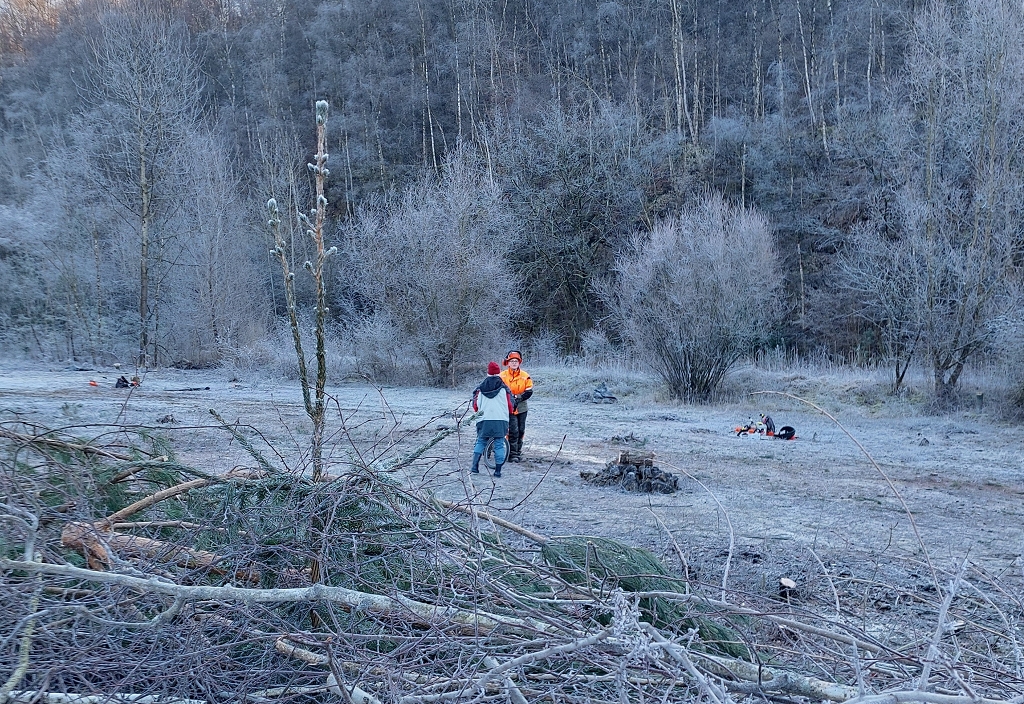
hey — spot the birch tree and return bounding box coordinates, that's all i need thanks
[77,4,204,366]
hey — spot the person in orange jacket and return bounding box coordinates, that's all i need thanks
[500,350,533,462]
[470,361,515,477]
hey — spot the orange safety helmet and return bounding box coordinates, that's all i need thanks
[503,350,523,366]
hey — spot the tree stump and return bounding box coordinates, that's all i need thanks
[580,452,679,493]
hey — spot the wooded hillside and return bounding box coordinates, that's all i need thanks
[1,0,1022,402]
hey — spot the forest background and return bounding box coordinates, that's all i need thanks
[2,0,1024,407]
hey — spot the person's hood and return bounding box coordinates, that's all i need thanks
[478,375,506,398]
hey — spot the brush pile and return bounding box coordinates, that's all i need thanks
[2,415,1023,704]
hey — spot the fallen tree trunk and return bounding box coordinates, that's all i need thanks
[60,468,265,580]
[60,522,261,582]
[0,559,563,636]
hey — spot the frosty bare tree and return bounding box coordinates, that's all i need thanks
[343,149,518,385]
[837,224,925,394]
[988,303,1024,406]
[78,3,204,367]
[605,192,781,401]
[0,205,51,356]
[493,103,685,351]
[0,0,66,55]
[42,61,259,366]
[859,0,1024,402]
[161,131,266,365]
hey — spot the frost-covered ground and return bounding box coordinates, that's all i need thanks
[3,360,1022,599]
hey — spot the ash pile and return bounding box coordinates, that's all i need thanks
[580,451,679,494]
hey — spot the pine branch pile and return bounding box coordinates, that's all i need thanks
[2,416,1023,704]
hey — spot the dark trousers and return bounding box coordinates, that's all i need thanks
[508,411,527,458]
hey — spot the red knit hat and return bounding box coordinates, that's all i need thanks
[487,361,501,375]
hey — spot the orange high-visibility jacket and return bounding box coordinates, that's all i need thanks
[499,368,533,415]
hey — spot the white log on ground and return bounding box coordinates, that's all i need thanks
[1,559,561,635]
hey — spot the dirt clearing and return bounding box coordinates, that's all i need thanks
[3,361,1023,599]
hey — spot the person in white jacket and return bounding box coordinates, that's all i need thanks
[470,361,514,477]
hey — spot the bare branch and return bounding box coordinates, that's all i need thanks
[0,559,562,636]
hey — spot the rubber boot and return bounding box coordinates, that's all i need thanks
[470,452,481,474]
[493,463,503,478]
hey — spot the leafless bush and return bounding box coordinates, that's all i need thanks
[517,332,564,368]
[604,192,782,401]
[579,327,635,369]
[341,148,519,386]
[987,309,1024,410]
[344,311,404,383]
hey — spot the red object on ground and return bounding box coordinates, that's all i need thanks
[88,380,99,387]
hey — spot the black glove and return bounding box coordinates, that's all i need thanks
[512,394,521,410]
